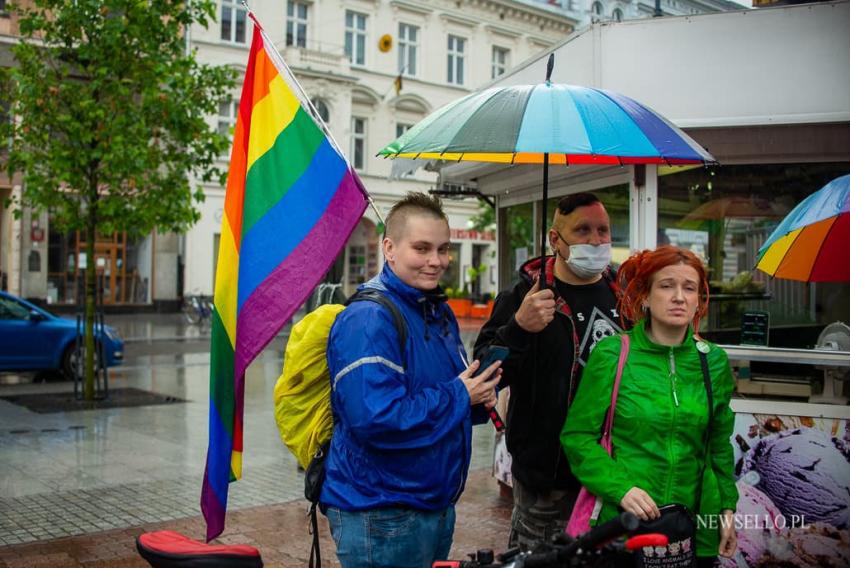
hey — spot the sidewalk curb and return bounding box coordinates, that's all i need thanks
[123,331,290,345]
[124,335,211,344]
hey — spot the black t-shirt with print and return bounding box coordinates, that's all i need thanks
[555,277,622,367]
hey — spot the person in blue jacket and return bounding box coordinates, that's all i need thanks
[320,192,502,568]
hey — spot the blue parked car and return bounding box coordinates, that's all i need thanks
[0,291,123,377]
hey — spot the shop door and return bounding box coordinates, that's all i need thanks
[94,246,118,304]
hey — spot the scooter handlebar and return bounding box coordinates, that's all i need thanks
[575,511,640,551]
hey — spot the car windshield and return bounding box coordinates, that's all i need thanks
[0,296,34,320]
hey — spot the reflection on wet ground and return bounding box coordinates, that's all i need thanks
[0,314,494,545]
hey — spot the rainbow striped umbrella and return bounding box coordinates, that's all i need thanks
[378,61,713,166]
[756,174,850,282]
[379,55,714,267]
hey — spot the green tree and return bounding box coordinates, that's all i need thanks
[469,199,495,233]
[3,1,234,399]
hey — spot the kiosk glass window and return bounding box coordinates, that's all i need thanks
[440,243,463,292]
[500,202,534,286]
[657,163,850,343]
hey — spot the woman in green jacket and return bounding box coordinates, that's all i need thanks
[561,246,737,566]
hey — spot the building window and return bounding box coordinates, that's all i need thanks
[398,23,418,77]
[311,98,330,123]
[218,100,238,154]
[591,1,604,21]
[447,35,465,85]
[345,11,367,66]
[220,0,247,44]
[351,117,366,171]
[612,8,623,22]
[396,123,412,139]
[286,1,308,48]
[492,46,509,79]
[28,250,41,273]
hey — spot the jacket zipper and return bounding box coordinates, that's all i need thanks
[669,349,680,408]
[665,347,678,502]
[553,311,577,481]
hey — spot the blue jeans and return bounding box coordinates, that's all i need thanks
[324,505,456,568]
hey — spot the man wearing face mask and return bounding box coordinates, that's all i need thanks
[474,192,623,550]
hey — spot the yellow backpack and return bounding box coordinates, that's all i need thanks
[273,289,406,469]
[273,304,343,469]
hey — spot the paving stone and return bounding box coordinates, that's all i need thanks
[0,470,511,566]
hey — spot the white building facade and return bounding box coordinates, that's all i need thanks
[525,0,743,27]
[184,0,578,300]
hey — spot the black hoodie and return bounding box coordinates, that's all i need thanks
[473,255,620,492]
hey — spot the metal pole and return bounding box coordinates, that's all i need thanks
[539,153,550,289]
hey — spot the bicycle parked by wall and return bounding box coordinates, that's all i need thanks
[182,293,213,325]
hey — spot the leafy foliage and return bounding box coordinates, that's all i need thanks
[469,199,495,233]
[2,0,236,398]
[3,0,235,235]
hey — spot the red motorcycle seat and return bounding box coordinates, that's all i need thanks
[136,530,263,568]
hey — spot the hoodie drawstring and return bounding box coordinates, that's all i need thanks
[418,297,431,341]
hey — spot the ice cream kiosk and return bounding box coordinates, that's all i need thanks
[717,322,850,567]
[434,5,850,565]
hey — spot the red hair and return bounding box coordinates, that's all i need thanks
[617,246,710,332]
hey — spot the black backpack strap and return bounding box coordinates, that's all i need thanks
[346,289,408,351]
[308,501,321,568]
[695,340,714,509]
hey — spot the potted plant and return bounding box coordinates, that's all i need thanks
[471,292,495,319]
[445,286,472,318]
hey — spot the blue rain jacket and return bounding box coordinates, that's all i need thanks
[320,265,473,511]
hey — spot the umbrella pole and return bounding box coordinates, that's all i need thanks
[539,153,550,289]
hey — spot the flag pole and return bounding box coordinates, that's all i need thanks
[240,2,385,227]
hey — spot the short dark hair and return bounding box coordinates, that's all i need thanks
[385,192,448,241]
[556,192,601,216]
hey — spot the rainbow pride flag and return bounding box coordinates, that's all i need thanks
[201,21,368,541]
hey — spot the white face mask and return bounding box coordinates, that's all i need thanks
[565,243,611,279]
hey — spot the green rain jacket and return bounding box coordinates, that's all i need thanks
[561,320,738,556]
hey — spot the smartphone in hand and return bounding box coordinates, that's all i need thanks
[473,345,509,377]
[473,345,509,431]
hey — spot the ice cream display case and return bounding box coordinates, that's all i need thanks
[699,342,850,566]
[722,399,850,567]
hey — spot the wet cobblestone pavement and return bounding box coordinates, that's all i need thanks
[0,314,508,566]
